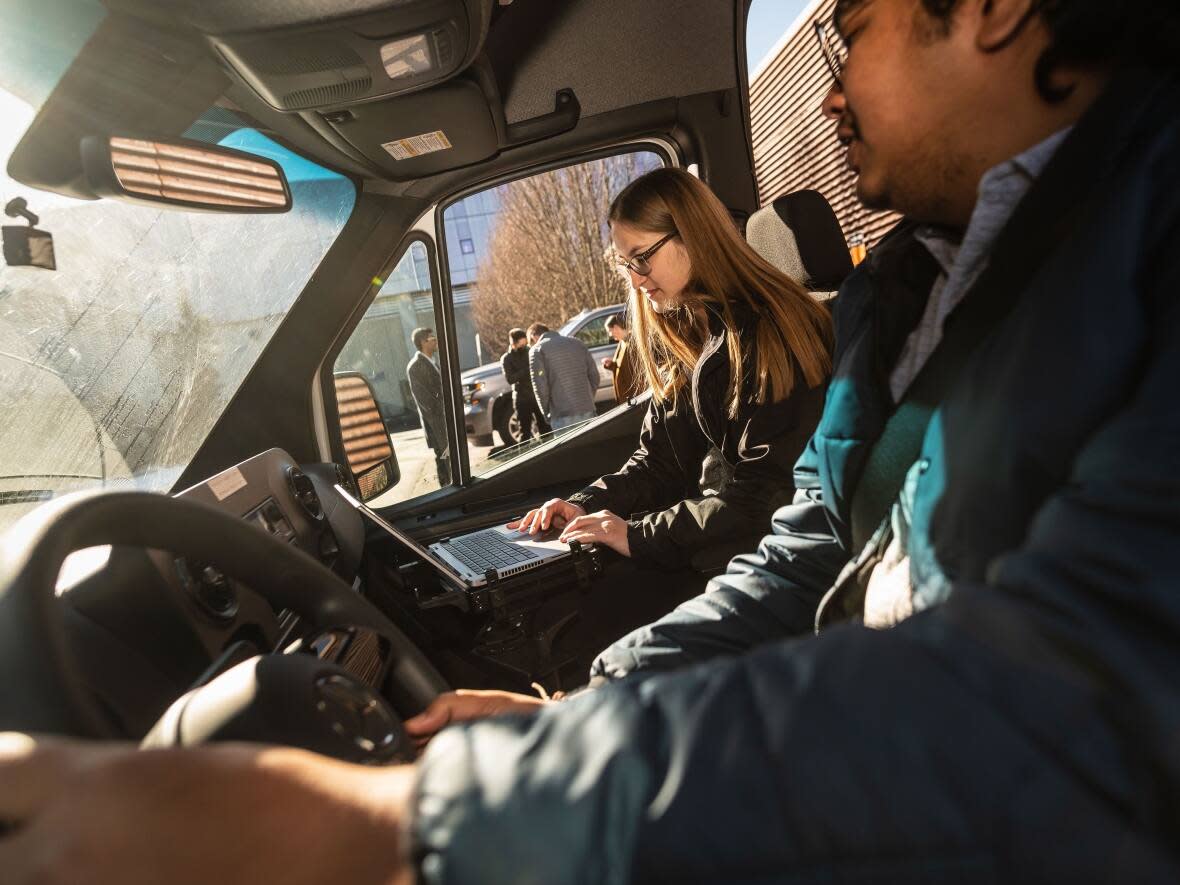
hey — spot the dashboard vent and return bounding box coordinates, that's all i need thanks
[286,467,324,521]
[338,629,385,685]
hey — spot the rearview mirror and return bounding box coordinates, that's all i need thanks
[80,136,292,213]
[333,372,400,502]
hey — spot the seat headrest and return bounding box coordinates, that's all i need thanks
[746,189,853,292]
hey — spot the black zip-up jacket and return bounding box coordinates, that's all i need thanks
[568,305,827,568]
[499,346,536,404]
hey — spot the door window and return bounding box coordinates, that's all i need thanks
[441,149,663,476]
[333,241,448,506]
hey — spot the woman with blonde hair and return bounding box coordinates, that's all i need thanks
[513,167,834,568]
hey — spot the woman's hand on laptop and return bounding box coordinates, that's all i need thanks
[510,499,585,534]
[404,690,549,751]
[560,509,631,557]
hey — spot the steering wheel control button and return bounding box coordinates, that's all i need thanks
[313,673,403,762]
[175,558,239,621]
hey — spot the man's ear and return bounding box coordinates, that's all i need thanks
[974,0,1040,53]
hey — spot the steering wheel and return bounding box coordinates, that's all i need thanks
[0,489,447,745]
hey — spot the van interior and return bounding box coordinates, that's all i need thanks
[0,0,855,758]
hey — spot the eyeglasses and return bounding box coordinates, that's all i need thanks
[615,232,676,277]
[813,18,847,85]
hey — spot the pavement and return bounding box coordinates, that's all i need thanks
[367,427,494,507]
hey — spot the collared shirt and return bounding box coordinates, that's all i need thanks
[888,128,1072,401]
[864,128,1072,628]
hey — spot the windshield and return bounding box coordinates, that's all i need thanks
[0,1,357,532]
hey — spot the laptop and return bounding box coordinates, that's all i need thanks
[334,485,573,590]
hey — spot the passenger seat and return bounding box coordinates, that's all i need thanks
[746,189,853,298]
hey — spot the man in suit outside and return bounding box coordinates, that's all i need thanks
[405,326,450,486]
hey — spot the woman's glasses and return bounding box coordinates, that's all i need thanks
[614,232,676,276]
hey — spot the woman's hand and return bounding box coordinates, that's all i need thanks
[404,690,548,752]
[508,498,586,534]
[560,509,631,557]
[602,357,616,370]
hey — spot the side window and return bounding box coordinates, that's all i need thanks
[334,241,448,506]
[572,317,613,349]
[441,149,663,477]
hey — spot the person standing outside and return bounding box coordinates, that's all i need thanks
[601,313,643,404]
[405,326,450,486]
[499,327,550,441]
[526,321,599,431]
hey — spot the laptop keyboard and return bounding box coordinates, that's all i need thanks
[445,529,538,574]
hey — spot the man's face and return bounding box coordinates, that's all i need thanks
[827,0,988,225]
[513,337,527,350]
[420,333,437,357]
[527,332,539,346]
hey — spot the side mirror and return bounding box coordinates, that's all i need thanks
[80,136,292,213]
[333,372,400,502]
[2,198,55,270]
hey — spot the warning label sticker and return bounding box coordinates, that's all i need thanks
[381,130,453,161]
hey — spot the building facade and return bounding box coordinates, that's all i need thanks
[748,0,901,258]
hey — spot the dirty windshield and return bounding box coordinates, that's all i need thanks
[0,1,357,532]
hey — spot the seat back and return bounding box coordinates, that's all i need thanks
[746,189,852,294]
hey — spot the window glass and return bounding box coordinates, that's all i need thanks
[334,242,446,506]
[572,318,613,349]
[442,150,663,477]
[0,2,356,532]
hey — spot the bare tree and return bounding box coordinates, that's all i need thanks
[473,154,655,357]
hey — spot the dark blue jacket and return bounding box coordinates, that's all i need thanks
[411,72,1180,882]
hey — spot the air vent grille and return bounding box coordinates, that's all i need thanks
[338,629,385,685]
[281,77,372,111]
[286,467,324,521]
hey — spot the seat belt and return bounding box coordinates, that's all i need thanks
[846,69,1158,554]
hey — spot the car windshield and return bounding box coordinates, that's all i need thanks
[0,1,357,533]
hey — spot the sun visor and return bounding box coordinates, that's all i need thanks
[210,0,492,113]
[323,76,498,178]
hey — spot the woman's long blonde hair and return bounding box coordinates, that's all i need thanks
[610,168,833,418]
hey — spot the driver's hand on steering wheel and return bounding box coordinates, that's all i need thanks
[508,498,585,535]
[404,690,548,752]
[0,732,415,885]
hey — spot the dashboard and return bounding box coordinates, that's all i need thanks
[58,448,375,738]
